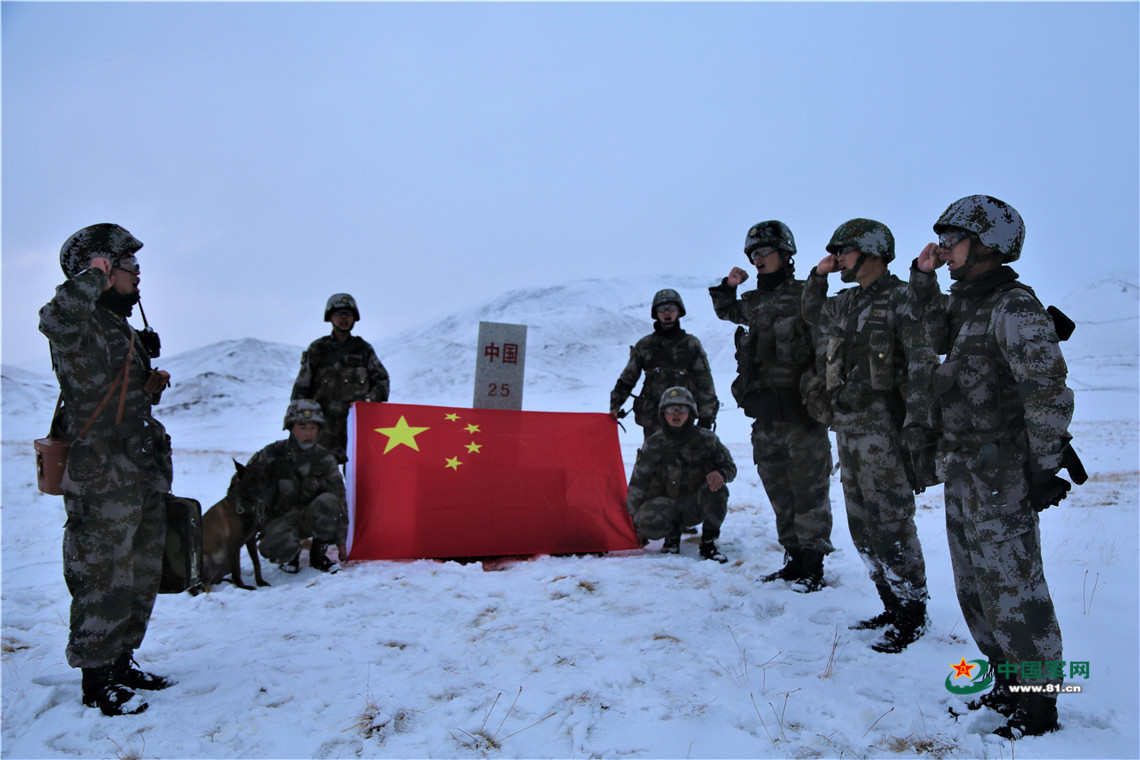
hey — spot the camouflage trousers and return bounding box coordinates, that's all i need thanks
[836,429,928,604]
[62,486,166,668]
[751,419,834,554]
[630,485,729,541]
[258,493,347,563]
[944,454,1062,686]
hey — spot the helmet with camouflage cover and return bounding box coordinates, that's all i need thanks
[324,293,360,321]
[826,218,895,263]
[744,220,796,261]
[59,223,143,279]
[651,288,686,319]
[658,386,698,416]
[283,399,325,430]
[933,194,1024,263]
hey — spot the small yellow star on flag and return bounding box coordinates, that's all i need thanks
[375,416,430,454]
[444,456,462,470]
[444,413,460,421]
[465,424,480,434]
[465,442,482,454]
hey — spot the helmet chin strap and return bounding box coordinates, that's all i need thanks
[840,253,868,283]
[952,239,999,279]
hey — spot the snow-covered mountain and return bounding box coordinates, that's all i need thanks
[2,274,1137,759]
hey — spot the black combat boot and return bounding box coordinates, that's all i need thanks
[661,535,681,555]
[82,665,148,716]
[699,539,728,564]
[850,585,898,630]
[279,550,301,574]
[967,669,1020,716]
[309,542,337,572]
[871,600,928,653]
[115,654,174,691]
[993,694,1059,739]
[792,549,825,593]
[761,548,802,583]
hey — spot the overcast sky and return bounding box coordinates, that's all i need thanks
[3,1,1137,369]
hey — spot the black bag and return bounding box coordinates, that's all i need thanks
[160,495,202,594]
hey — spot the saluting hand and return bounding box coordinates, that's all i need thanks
[815,254,840,275]
[90,257,113,290]
[916,242,943,273]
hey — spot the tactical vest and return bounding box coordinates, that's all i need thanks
[633,333,697,426]
[736,283,814,392]
[824,278,907,406]
[933,284,1033,451]
[312,338,374,409]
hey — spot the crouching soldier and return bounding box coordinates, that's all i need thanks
[626,387,736,563]
[245,400,349,573]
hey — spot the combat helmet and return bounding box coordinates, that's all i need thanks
[324,293,360,321]
[283,399,325,430]
[59,223,143,279]
[651,289,686,319]
[934,195,1024,263]
[658,386,698,416]
[744,220,796,261]
[826,218,895,263]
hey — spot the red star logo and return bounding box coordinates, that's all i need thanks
[950,657,976,680]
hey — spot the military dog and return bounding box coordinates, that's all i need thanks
[198,460,269,591]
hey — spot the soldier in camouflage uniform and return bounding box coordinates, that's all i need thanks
[292,293,390,464]
[610,289,718,440]
[912,195,1074,738]
[39,223,175,716]
[245,400,350,574]
[802,218,940,653]
[710,220,834,591]
[625,387,736,563]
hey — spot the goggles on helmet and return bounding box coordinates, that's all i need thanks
[937,229,975,250]
[113,256,140,274]
[749,247,781,260]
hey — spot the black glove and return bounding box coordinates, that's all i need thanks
[696,417,715,430]
[1024,470,1071,512]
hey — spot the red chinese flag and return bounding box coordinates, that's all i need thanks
[345,402,639,560]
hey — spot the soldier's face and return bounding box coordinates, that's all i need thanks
[655,304,680,325]
[292,421,320,446]
[939,234,973,280]
[663,405,690,427]
[107,265,140,295]
[750,247,785,274]
[330,310,356,333]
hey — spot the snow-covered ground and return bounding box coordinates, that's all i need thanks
[3,274,1137,759]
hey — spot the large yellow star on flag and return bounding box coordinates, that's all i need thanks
[950,658,976,679]
[375,416,430,454]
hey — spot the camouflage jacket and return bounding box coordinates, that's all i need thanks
[38,268,173,497]
[610,324,718,427]
[291,334,390,417]
[801,270,938,434]
[909,265,1073,472]
[243,437,348,540]
[626,425,736,515]
[710,274,817,420]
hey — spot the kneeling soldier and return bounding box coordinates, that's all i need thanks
[244,400,349,573]
[626,387,736,562]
